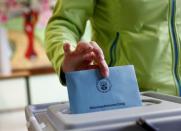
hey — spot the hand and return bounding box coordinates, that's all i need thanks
[62,41,109,77]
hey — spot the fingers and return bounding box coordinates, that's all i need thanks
[92,54,109,77]
[76,41,93,54]
[63,41,109,78]
[90,41,109,77]
[90,41,104,60]
[76,41,109,77]
[63,43,71,55]
[82,51,94,62]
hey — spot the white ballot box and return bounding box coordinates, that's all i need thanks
[25,92,181,131]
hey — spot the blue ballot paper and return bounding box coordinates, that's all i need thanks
[65,65,142,114]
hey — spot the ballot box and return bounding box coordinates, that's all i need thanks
[25,92,181,131]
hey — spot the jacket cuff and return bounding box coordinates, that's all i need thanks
[59,66,66,86]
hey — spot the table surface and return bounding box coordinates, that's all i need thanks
[0,66,55,80]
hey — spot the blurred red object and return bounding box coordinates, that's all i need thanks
[23,9,39,59]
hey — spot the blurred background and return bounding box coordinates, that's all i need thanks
[0,0,70,131]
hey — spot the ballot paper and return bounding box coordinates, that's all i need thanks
[65,65,142,114]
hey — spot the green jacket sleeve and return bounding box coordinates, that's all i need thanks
[45,0,95,84]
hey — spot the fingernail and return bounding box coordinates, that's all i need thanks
[105,70,109,77]
[102,69,109,78]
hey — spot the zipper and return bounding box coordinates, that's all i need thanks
[109,32,120,67]
[169,0,181,96]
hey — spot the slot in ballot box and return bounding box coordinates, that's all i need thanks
[25,92,181,131]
